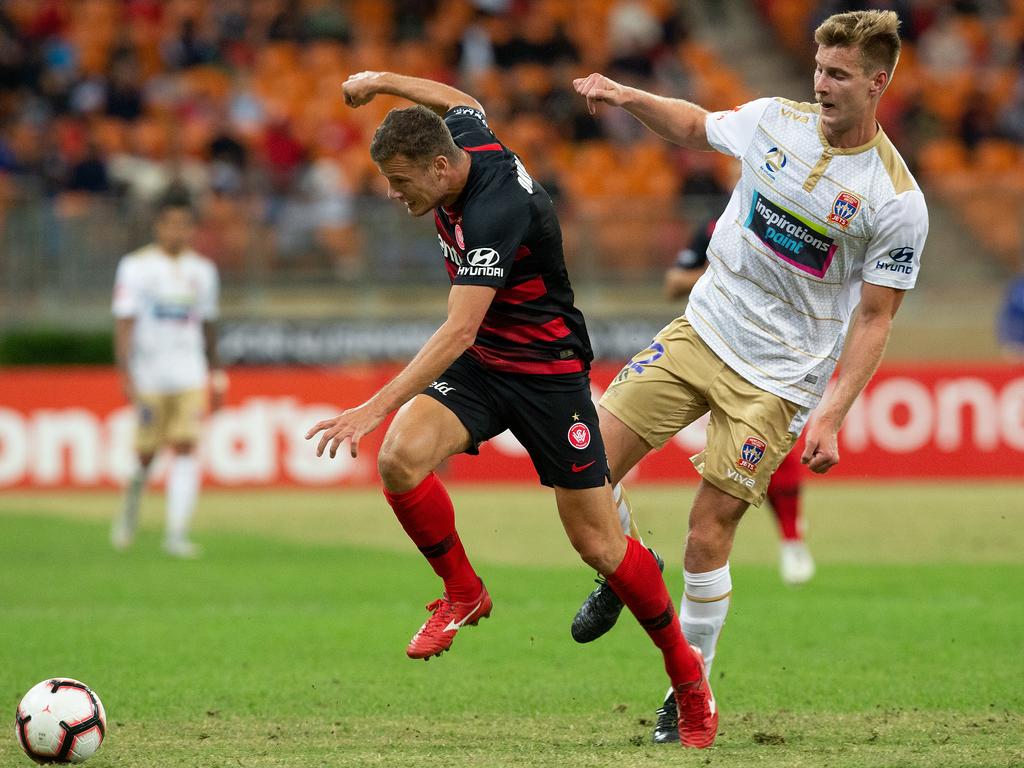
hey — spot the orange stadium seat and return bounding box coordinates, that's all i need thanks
[974,140,1022,174]
[917,139,969,177]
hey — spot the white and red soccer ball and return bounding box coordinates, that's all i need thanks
[15,678,106,764]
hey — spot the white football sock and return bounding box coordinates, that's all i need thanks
[612,483,643,542]
[166,455,200,543]
[680,563,732,676]
[118,464,149,533]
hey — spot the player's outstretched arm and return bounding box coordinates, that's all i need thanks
[342,71,484,116]
[573,72,713,151]
[306,285,496,459]
[203,321,227,412]
[113,317,135,402]
[802,283,905,474]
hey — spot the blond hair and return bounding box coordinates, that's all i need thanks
[815,10,901,78]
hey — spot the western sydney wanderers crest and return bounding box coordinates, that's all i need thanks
[567,418,591,450]
[736,436,767,472]
[828,191,861,229]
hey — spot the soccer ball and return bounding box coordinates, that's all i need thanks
[15,678,106,764]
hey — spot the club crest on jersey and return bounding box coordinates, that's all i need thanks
[828,191,861,229]
[567,422,591,450]
[454,223,465,250]
[736,436,767,472]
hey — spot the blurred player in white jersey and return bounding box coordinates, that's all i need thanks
[110,188,225,558]
[572,10,928,741]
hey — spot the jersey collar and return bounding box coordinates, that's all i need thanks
[816,113,886,155]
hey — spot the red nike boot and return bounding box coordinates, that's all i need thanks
[406,582,492,660]
[675,645,719,748]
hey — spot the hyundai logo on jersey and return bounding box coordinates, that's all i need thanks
[888,246,914,263]
[467,247,500,267]
[876,244,914,275]
[457,247,504,278]
[828,190,861,229]
[745,191,837,278]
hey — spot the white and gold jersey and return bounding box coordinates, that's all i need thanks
[112,244,219,394]
[687,97,928,408]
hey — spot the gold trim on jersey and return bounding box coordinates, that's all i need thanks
[729,232,845,295]
[803,150,834,193]
[705,273,842,363]
[772,98,819,114]
[687,304,829,400]
[817,118,886,155]
[874,134,917,194]
[722,203,847,287]
[756,125,883,218]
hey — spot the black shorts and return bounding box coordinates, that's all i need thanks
[420,353,610,489]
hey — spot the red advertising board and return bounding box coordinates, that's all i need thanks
[0,363,1022,488]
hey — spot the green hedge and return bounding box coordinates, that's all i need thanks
[0,329,115,365]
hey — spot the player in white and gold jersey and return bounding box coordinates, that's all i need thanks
[111,189,224,558]
[572,10,928,741]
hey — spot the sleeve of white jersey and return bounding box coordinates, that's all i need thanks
[199,262,220,321]
[862,190,929,290]
[704,98,774,158]
[111,258,138,318]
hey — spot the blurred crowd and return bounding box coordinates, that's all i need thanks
[0,0,741,279]
[0,0,1022,279]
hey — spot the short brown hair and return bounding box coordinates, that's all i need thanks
[370,105,460,166]
[815,10,901,78]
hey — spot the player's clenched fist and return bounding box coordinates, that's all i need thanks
[573,72,627,114]
[343,71,386,107]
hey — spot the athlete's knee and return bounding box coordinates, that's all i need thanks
[568,527,625,575]
[377,442,429,492]
[684,517,734,568]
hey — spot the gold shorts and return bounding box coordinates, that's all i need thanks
[134,388,207,455]
[600,317,806,506]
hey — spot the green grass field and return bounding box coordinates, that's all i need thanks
[1,483,1022,767]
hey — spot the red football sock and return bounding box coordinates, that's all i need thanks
[383,473,480,603]
[767,451,802,541]
[606,536,701,686]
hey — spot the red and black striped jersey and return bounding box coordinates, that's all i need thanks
[435,106,593,375]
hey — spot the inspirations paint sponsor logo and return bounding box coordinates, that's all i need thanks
[745,191,837,278]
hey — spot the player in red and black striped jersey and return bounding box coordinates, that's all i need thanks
[306,72,716,748]
[435,105,592,375]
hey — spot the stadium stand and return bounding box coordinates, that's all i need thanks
[0,0,746,283]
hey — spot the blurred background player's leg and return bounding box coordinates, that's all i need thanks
[112,394,163,551]
[164,446,201,558]
[162,389,207,559]
[766,450,815,585]
[111,455,152,550]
